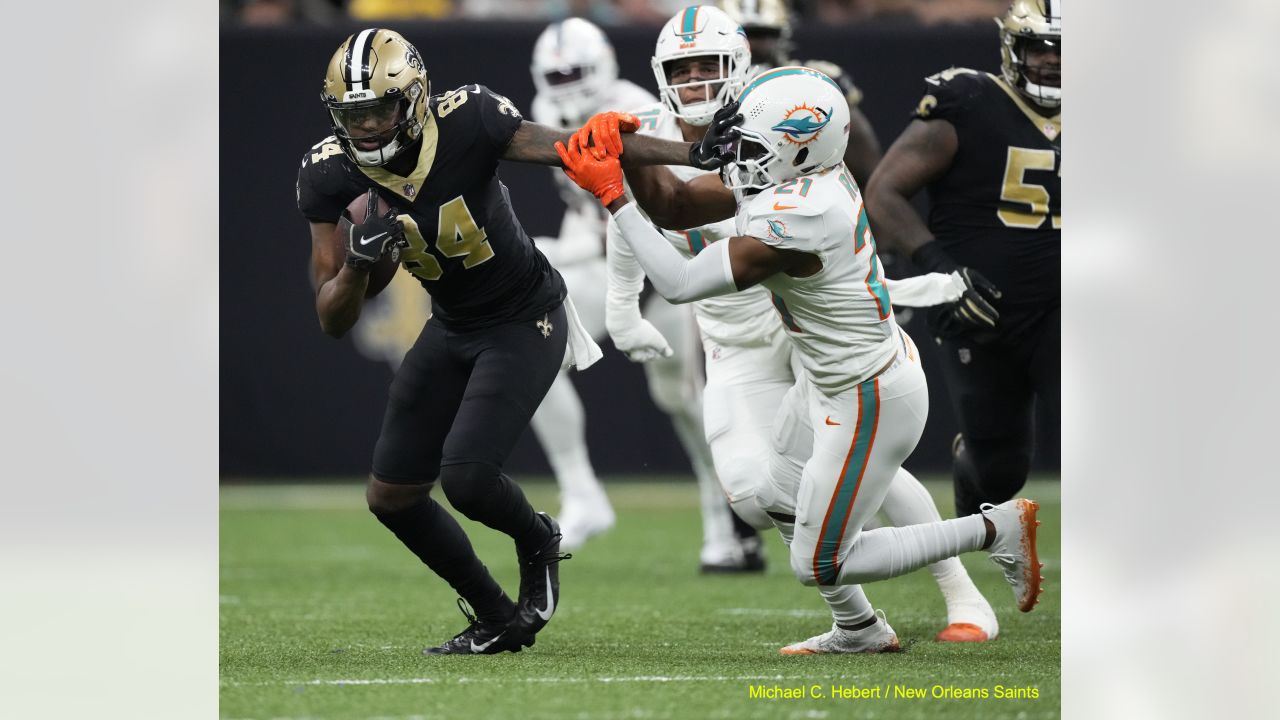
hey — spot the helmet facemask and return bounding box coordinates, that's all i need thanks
[535,63,608,126]
[723,130,781,196]
[326,86,422,167]
[654,54,745,127]
[1004,34,1061,108]
[531,18,618,127]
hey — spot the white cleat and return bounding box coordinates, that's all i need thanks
[936,595,1000,642]
[557,501,616,551]
[981,498,1044,613]
[780,612,901,655]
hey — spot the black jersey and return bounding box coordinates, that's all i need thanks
[297,84,566,330]
[913,69,1060,309]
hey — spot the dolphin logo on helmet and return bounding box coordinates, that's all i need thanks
[771,104,833,143]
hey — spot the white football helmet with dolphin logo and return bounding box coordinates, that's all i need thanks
[651,5,752,127]
[723,66,850,196]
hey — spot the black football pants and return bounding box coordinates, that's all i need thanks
[933,305,1060,516]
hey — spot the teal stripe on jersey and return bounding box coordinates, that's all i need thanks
[770,292,802,332]
[737,67,842,104]
[813,379,880,585]
[685,229,706,254]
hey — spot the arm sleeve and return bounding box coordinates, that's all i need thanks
[604,214,647,336]
[612,203,736,304]
[884,272,965,307]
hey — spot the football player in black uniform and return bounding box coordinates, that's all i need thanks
[718,0,882,187]
[296,29,730,654]
[865,1,1061,516]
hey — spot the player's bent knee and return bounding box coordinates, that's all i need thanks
[438,462,500,516]
[789,550,821,587]
[366,474,431,516]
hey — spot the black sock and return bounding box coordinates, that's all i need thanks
[373,495,515,623]
[838,615,878,632]
[441,463,551,550]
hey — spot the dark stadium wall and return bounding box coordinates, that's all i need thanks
[220,19,1059,478]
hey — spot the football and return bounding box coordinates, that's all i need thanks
[336,191,401,299]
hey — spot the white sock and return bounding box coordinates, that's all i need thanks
[878,467,971,591]
[837,515,987,584]
[819,584,875,627]
[530,372,607,509]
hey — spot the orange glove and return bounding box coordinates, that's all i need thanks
[556,134,626,208]
[574,111,640,160]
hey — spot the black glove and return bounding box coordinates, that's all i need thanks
[936,267,1003,333]
[689,100,742,171]
[344,189,407,272]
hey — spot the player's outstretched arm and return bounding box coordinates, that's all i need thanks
[502,120,692,167]
[864,118,958,267]
[555,131,809,302]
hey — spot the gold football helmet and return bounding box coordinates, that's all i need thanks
[322,28,430,167]
[997,0,1062,109]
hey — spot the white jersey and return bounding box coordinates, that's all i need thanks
[612,101,778,346]
[735,164,900,395]
[533,80,658,263]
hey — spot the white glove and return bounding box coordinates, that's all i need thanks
[610,318,673,363]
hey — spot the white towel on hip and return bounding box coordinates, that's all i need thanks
[561,294,603,372]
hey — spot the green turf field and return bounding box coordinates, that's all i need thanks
[221,477,1059,719]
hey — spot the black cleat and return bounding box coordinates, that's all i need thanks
[512,513,572,638]
[423,599,532,656]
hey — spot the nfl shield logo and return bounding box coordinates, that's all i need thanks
[404,184,416,198]
[958,348,971,365]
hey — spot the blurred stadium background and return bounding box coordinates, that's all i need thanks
[219,3,1059,481]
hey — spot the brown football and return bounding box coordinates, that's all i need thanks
[336,191,401,299]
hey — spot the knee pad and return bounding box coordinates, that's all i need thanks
[438,462,500,516]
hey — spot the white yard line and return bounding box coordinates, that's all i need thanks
[226,674,822,688]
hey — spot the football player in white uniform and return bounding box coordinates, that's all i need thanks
[528,18,745,566]
[558,65,1043,653]
[526,18,653,550]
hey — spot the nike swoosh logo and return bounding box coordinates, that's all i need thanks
[470,631,505,653]
[535,568,555,621]
[359,232,388,246]
[773,202,797,211]
[824,416,840,426]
